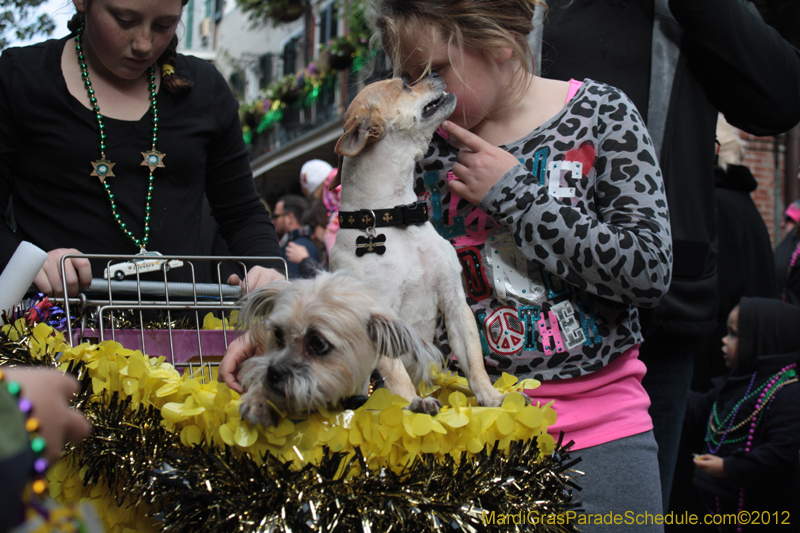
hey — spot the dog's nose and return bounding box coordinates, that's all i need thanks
[267,364,287,384]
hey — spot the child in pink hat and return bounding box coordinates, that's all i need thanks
[781,199,800,240]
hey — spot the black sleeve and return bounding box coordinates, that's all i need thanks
[669,0,800,135]
[685,380,722,428]
[203,66,281,266]
[724,384,800,485]
[0,50,23,270]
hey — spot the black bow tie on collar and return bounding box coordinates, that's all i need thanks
[338,201,429,229]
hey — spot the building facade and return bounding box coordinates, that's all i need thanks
[178,0,389,207]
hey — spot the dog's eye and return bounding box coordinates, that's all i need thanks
[401,75,413,91]
[306,332,332,356]
[273,327,285,347]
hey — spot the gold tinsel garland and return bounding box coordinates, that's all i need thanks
[0,318,582,533]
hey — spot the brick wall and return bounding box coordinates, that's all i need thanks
[742,132,787,248]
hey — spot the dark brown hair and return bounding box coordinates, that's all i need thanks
[277,194,308,222]
[301,199,331,230]
[67,0,193,96]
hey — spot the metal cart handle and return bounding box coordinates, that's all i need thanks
[87,278,243,299]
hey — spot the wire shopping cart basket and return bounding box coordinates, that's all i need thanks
[56,253,286,382]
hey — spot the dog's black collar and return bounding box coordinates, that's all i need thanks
[339,371,385,410]
[338,201,429,230]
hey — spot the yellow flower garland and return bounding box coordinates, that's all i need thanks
[4,320,559,532]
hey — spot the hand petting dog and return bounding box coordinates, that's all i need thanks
[443,120,521,205]
[219,332,256,394]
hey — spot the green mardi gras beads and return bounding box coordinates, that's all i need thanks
[76,24,166,251]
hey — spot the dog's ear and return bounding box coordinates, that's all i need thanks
[335,110,384,157]
[368,314,415,358]
[366,314,437,357]
[237,280,291,323]
[367,314,443,385]
[328,156,342,190]
[237,280,291,348]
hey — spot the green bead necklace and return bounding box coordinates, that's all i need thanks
[75,24,165,252]
[705,367,797,449]
[709,368,796,437]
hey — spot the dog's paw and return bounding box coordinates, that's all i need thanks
[407,396,442,415]
[239,391,277,427]
[476,389,533,408]
[473,388,506,408]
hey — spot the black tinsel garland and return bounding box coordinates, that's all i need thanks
[145,436,582,533]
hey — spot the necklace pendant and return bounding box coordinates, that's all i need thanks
[90,159,116,183]
[141,150,166,172]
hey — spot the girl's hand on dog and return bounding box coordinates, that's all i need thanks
[219,332,258,394]
[442,120,521,205]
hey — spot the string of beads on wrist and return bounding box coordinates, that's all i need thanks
[0,368,49,495]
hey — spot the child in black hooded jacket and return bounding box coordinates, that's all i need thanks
[686,297,800,528]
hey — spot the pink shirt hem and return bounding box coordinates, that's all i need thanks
[523,345,653,450]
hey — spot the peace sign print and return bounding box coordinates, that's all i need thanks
[485,306,525,356]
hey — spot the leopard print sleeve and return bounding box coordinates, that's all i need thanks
[478,81,672,308]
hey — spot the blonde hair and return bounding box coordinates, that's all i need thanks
[372,0,545,94]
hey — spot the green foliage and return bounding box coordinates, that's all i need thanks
[0,0,56,50]
[267,73,301,102]
[342,0,371,43]
[316,0,373,72]
[236,0,305,28]
[239,0,376,146]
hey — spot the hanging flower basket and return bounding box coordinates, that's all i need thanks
[237,0,305,27]
[270,2,304,23]
[267,74,301,105]
[328,43,355,70]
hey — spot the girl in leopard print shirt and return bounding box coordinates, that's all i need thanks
[375,0,672,528]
